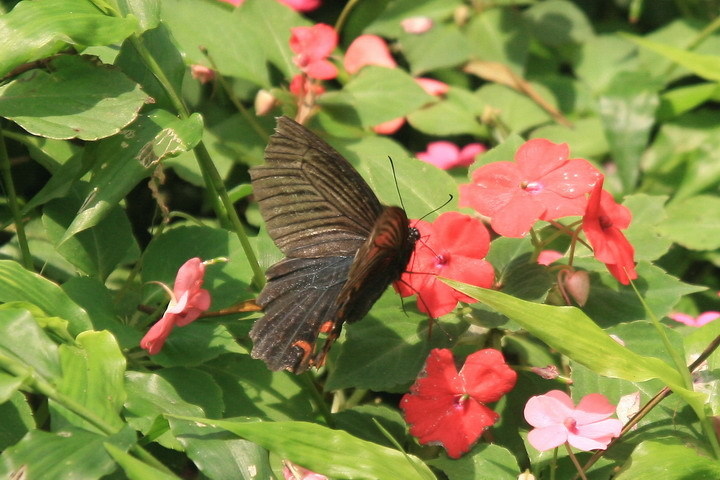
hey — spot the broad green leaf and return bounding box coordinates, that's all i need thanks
[201,354,315,421]
[43,193,138,279]
[475,84,552,134]
[0,260,92,335]
[62,276,142,349]
[365,0,460,37]
[401,24,471,75]
[430,443,520,480]
[332,405,407,449]
[443,284,703,410]
[161,0,300,87]
[156,368,224,419]
[0,0,137,77]
[0,309,61,382]
[319,67,434,127]
[574,35,639,93]
[657,195,720,251]
[0,55,149,140]
[169,416,435,480]
[59,110,203,243]
[20,152,88,215]
[685,319,720,415]
[626,34,720,82]
[530,117,609,159]
[597,71,661,192]
[169,419,272,480]
[327,290,467,392]
[623,194,673,261]
[142,323,245,368]
[0,373,23,404]
[124,371,207,450]
[616,440,720,479]
[0,392,35,451]
[407,87,487,136]
[0,427,136,480]
[525,0,594,46]
[465,8,529,74]
[117,0,161,32]
[105,443,181,480]
[658,82,720,120]
[51,331,126,433]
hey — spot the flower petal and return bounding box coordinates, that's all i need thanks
[528,424,568,451]
[461,349,517,403]
[524,390,575,427]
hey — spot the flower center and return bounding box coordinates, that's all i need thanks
[453,393,471,410]
[521,180,543,194]
[435,253,448,268]
[563,417,579,434]
[599,214,613,230]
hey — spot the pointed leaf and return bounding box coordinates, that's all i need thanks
[0,309,61,381]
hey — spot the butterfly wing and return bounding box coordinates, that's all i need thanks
[250,116,382,258]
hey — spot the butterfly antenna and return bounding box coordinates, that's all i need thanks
[415,194,454,224]
[387,156,408,212]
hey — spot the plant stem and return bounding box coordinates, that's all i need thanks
[0,125,33,270]
[335,0,362,34]
[565,443,588,480]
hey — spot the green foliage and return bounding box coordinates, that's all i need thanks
[0,0,719,479]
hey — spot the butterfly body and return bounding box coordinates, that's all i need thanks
[249,117,417,373]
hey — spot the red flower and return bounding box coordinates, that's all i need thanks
[290,24,338,80]
[140,258,212,355]
[343,35,397,74]
[459,139,601,237]
[582,180,637,285]
[417,141,486,170]
[524,390,623,451]
[278,0,321,12]
[401,348,517,458]
[397,212,494,318]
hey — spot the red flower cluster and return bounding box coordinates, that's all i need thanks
[290,24,338,80]
[396,212,495,318]
[140,258,211,355]
[459,139,601,238]
[401,348,517,458]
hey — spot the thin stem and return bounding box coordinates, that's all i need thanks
[564,443,588,480]
[298,372,334,426]
[335,0,362,34]
[0,126,33,270]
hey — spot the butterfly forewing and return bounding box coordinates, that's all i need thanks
[249,117,417,373]
[250,117,383,257]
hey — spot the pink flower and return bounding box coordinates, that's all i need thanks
[668,311,720,327]
[401,349,517,458]
[278,0,321,11]
[283,461,328,480]
[397,212,494,318]
[401,16,434,34]
[524,390,623,451]
[582,179,637,285]
[190,65,215,84]
[372,117,406,135]
[217,0,244,6]
[344,35,397,74]
[459,138,602,238]
[140,258,212,355]
[417,141,486,170]
[537,250,563,266]
[290,24,338,80]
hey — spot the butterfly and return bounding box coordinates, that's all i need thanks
[249,116,419,373]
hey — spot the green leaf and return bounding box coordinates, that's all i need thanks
[623,194,673,261]
[465,8,529,73]
[0,260,93,335]
[161,0,300,87]
[657,195,720,251]
[124,371,207,451]
[144,322,245,368]
[365,0,461,37]
[626,34,720,82]
[0,55,148,140]
[0,392,35,451]
[327,291,467,392]
[51,331,126,433]
[169,416,435,480]
[117,0,161,32]
[0,309,61,381]
[156,368,224,419]
[530,117,609,159]
[43,192,138,279]
[525,0,594,46]
[597,71,661,192]
[616,440,720,479]
[59,110,203,243]
[0,427,135,480]
[319,67,434,127]
[401,24,471,75]
[475,84,552,134]
[407,87,487,136]
[169,419,272,480]
[0,0,137,77]
[105,443,181,480]
[430,443,520,480]
[0,373,23,404]
[333,405,407,449]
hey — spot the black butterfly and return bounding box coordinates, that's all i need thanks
[249,116,419,373]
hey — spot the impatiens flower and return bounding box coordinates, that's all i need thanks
[582,179,637,285]
[668,311,720,327]
[401,16,434,34]
[290,24,338,80]
[289,74,325,99]
[397,212,494,318]
[401,348,517,458]
[282,461,328,480]
[344,34,397,74]
[190,65,215,84]
[417,141,486,170]
[459,139,602,237]
[278,0,321,12]
[524,390,623,451]
[537,250,563,266]
[140,258,212,355]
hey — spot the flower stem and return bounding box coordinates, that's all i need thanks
[564,443,588,480]
[0,125,33,270]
